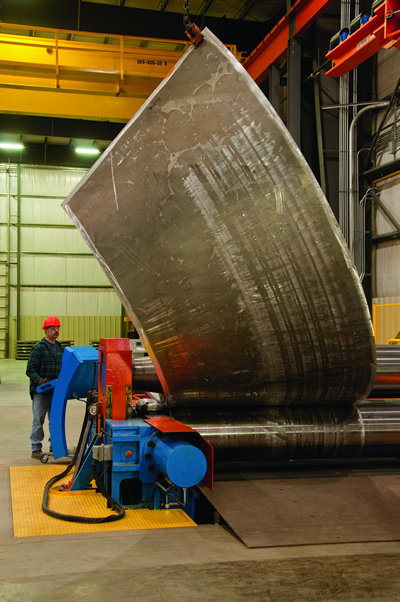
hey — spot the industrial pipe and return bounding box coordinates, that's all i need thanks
[349,101,389,266]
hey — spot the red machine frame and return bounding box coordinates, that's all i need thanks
[326,0,400,77]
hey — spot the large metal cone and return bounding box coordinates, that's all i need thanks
[63,28,376,408]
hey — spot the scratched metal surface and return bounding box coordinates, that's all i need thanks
[63,28,376,408]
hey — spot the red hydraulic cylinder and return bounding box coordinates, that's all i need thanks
[98,338,133,421]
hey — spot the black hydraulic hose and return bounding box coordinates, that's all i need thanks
[41,386,125,523]
[90,460,126,521]
[42,461,125,523]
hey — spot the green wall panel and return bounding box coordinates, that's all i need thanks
[9,315,122,358]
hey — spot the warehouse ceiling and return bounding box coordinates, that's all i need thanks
[0,0,330,167]
[81,0,285,22]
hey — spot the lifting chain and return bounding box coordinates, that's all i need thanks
[183,0,204,47]
[183,0,190,18]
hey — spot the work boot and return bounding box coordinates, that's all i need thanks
[31,450,44,460]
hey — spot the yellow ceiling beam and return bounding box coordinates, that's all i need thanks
[0,34,184,80]
[0,71,162,96]
[0,22,239,122]
[0,23,187,121]
[0,86,144,122]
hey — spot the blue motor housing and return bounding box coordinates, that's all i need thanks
[100,419,207,518]
[151,437,207,488]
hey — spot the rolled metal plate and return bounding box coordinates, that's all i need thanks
[63,28,375,408]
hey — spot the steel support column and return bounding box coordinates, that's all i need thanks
[243,0,337,84]
[287,37,301,149]
[269,64,281,117]
[16,164,21,342]
[5,168,11,357]
[313,58,326,194]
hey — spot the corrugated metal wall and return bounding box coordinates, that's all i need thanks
[0,164,122,358]
[372,48,400,343]
[10,315,121,348]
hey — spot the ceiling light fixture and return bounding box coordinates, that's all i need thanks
[0,143,24,150]
[75,147,101,155]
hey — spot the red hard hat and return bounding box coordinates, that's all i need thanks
[42,316,61,329]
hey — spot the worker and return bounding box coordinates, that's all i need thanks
[26,316,64,460]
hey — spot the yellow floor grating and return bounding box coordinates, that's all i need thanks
[9,465,196,538]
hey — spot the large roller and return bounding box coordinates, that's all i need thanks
[367,345,400,397]
[172,404,400,461]
[131,346,400,397]
[63,28,375,410]
[130,352,400,463]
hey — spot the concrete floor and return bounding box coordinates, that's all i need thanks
[1,358,400,602]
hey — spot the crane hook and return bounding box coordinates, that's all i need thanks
[183,0,204,47]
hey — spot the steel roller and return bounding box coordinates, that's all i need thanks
[370,345,400,394]
[132,356,164,393]
[376,345,400,378]
[131,353,400,461]
[171,404,400,461]
[131,347,400,396]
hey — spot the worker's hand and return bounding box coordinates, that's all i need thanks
[38,378,49,385]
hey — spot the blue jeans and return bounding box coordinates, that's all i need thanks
[30,393,52,452]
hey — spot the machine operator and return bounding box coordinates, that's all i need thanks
[26,316,64,460]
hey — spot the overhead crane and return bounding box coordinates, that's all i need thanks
[238,0,400,83]
[242,0,337,84]
[1,1,398,124]
[326,0,400,76]
[0,22,241,122]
